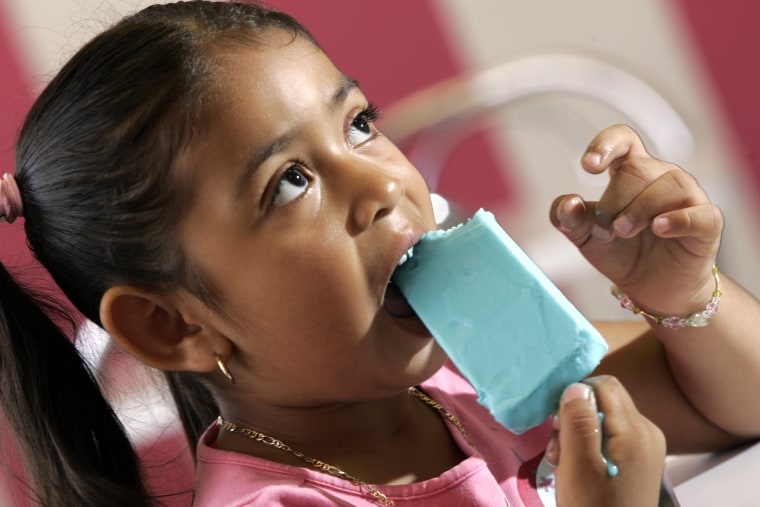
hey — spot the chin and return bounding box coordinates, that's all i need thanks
[401,338,448,385]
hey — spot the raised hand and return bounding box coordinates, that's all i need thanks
[550,124,723,316]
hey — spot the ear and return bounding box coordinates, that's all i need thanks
[99,285,224,373]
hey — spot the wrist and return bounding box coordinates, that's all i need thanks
[611,265,721,329]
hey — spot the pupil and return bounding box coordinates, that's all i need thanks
[354,117,369,133]
[286,169,306,186]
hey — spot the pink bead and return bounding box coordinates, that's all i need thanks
[609,266,721,329]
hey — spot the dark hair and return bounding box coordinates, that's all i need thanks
[0,2,315,505]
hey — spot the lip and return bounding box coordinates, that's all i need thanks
[382,224,428,297]
[376,221,431,333]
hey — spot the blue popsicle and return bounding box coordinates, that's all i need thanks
[392,209,608,434]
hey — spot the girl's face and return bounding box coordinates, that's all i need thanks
[177,33,444,407]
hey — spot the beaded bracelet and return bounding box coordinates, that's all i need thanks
[611,265,721,329]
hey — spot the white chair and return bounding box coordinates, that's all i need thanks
[379,50,695,321]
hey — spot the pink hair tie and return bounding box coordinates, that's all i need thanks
[0,172,24,223]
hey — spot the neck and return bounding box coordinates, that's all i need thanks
[217,389,417,455]
[215,388,467,485]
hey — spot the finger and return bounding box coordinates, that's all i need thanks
[583,376,636,436]
[607,169,710,239]
[544,414,561,466]
[550,194,597,247]
[582,375,661,475]
[544,432,559,467]
[557,376,667,506]
[651,203,724,245]
[596,157,675,223]
[581,124,651,175]
[557,382,606,475]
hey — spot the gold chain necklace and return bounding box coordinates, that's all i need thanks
[216,387,476,507]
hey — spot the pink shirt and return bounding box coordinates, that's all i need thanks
[194,362,555,506]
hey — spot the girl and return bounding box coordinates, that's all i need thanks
[1,2,759,506]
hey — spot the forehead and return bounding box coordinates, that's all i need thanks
[173,33,351,209]
[208,33,342,119]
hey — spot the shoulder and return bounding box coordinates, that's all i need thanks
[193,453,361,506]
[193,423,377,506]
[193,481,357,507]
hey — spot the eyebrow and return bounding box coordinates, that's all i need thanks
[332,74,359,108]
[236,74,360,198]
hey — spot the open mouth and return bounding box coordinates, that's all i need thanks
[383,246,417,318]
[383,279,416,318]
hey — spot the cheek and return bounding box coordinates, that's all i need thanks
[232,248,371,335]
[281,261,370,321]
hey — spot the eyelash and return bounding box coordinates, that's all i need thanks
[349,102,380,137]
[357,103,381,124]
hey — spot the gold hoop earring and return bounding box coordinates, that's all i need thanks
[215,354,235,384]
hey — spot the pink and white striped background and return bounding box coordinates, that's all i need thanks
[0,1,758,505]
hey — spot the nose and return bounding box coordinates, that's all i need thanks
[338,158,403,234]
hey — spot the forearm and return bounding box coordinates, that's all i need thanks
[594,321,744,453]
[650,274,760,437]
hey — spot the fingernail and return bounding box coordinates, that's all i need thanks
[557,196,583,230]
[584,151,602,166]
[562,383,592,405]
[613,215,633,236]
[552,414,560,430]
[591,223,612,242]
[653,216,671,234]
[561,195,581,215]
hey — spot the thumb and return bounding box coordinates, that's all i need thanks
[557,383,606,474]
[549,194,601,247]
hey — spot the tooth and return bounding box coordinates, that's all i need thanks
[398,246,415,266]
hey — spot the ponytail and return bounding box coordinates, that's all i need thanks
[0,262,150,506]
[2,1,321,504]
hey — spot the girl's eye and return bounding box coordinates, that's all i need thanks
[272,166,309,206]
[347,104,380,148]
